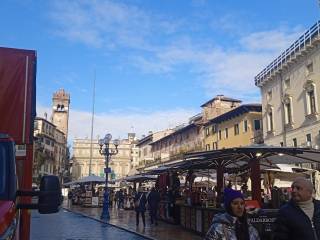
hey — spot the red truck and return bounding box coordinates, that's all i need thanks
[0,47,61,240]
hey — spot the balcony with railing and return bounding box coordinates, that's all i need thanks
[255,21,320,87]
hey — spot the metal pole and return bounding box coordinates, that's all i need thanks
[105,150,109,190]
[250,157,262,205]
[101,144,110,220]
[99,135,118,221]
[89,70,96,176]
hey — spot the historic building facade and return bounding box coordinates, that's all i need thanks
[255,21,320,149]
[136,95,245,170]
[52,89,70,139]
[150,116,203,164]
[33,89,70,184]
[33,117,67,183]
[136,129,174,169]
[71,133,137,181]
[203,104,263,150]
[136,134,153,169]
[201,95,242,122]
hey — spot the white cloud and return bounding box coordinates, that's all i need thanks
[50,0,178,50]
[37,104,51,119]
[210,14,247,36]
[202,28,303,98]
[49,1,305,108]
[130,27,302,101]
[240,28,303,52]
[37,104,197,145]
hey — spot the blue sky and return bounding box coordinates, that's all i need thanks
[1,0,319,141]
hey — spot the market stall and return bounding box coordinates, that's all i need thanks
[146,145,320,239]
[117,174,158,209]
[64,175,106,207]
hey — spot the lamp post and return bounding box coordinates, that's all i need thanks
[98,134,120,220]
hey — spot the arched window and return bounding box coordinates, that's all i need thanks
[282,94,293,125]
[266,104,274,132]
[304,80,318,115]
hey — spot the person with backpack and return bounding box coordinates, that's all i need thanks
[134,187,147,227]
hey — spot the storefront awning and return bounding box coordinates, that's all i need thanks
[119,174,157,182]
[145,145,320,174]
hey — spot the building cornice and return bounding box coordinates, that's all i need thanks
[204,104,262,126]
[255,21,320,87]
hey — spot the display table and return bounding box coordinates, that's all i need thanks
[178,204,278,239]
[79,191,102,207]
[83,191,92,207]
[179,204,223,234]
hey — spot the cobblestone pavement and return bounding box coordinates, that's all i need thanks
[30,209,148,240]
[64,201,202,240]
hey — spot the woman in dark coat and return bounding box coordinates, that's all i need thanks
[205,188,260,240]
[134,187,147,227]
[147,187,161,225]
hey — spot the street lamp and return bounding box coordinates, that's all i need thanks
[98,133,120,220]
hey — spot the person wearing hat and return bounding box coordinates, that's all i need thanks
[204,188,260,240]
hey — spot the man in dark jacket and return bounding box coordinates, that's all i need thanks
[273,177,320,240]
[134,187,147,227]
[147,187,161,225]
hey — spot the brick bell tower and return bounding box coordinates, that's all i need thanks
[52,89,70,140]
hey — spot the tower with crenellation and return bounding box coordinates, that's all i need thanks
[51,89,70,140]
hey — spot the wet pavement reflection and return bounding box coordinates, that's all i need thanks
[65,201,202,240]
[31,209,148,240]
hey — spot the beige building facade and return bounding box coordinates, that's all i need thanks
[71,134,136,181]
[204,104,262,150]
[135,95,245,170]
[52,89,70,139]
[255,21,320,149]
[33,89,70,184]
[136,134,153,169]
[136,129,174,169]
[33,117,67,183]
[201,95,242,122]
[150,116,203,164]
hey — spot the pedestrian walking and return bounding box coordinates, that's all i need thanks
[147,187,161,225]
[204,188,260,240]
[109,190,114,207]
[273,177,320,240]
[114,190,119,208]
[67,190,73,207]
[118,189,124,209]
[134,187,147,227]
[130,189,136,209]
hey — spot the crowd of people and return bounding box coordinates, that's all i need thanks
[112,186,161,227]
[204,177,320,240]
[66,176,320,239]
